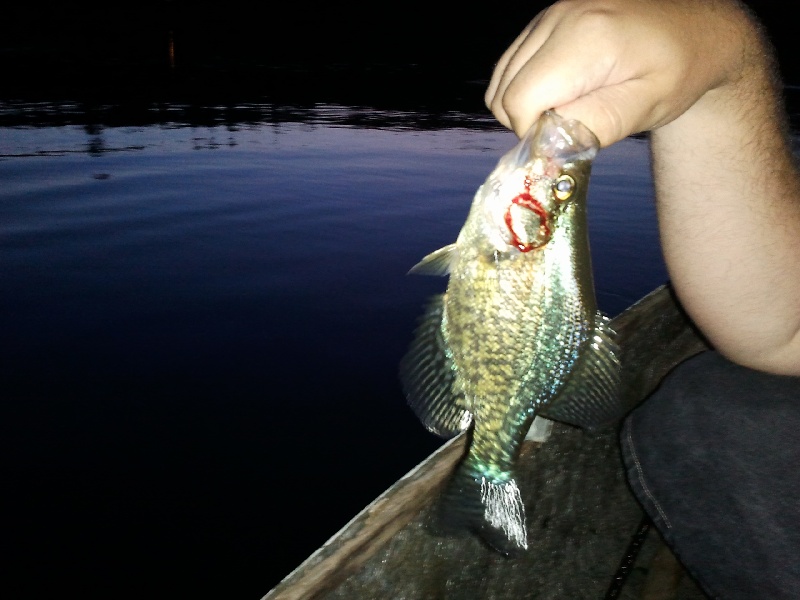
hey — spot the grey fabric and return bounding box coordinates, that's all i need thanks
[621,351,800,599]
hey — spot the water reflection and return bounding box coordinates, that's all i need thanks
[3,82,798,160]
[84,122,106,155]
[0,103,504,159]
[0,99,499,131]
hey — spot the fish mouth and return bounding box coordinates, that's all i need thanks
[504,190,550,252]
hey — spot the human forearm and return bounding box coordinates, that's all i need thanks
[651,25,800,375]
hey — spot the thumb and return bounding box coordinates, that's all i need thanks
[552,79,660,147]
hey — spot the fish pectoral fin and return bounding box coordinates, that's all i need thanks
[408,243,458,276]
[399,294,472,438]
[539,312,623,431]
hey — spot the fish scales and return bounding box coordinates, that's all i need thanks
[449,208,588,476]
[400,111,623,554]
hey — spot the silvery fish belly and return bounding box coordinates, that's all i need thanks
[400,111,622,555]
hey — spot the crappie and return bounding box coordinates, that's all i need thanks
[400,111,622,554]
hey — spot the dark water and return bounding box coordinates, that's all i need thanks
[4,86,799,597]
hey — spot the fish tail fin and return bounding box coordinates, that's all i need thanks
[438,461,528,555]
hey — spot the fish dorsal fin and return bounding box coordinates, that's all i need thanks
[408,244,458,276]
[538,312,623,431]
[399,294,472,438]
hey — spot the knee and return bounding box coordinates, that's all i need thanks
[625,349,800,476]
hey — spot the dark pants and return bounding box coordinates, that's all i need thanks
[621,351,800,599]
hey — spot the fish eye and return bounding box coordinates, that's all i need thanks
[553,174,575,201]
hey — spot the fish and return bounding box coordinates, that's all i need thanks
[399,110,622,555]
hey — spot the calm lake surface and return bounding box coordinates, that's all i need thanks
[1,95,796,598]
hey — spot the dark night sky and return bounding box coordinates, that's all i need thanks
[1,1,797,88]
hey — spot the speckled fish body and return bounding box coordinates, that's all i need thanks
[400,111,621,554]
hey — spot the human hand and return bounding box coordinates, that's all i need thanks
[486,0,800,375]
[485,0,757,146]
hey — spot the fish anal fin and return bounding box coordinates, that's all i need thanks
[399,295,472,438]
[539,312,623,431]
[408,243,458,276]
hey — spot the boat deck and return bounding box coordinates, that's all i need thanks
[264,287,712,599]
